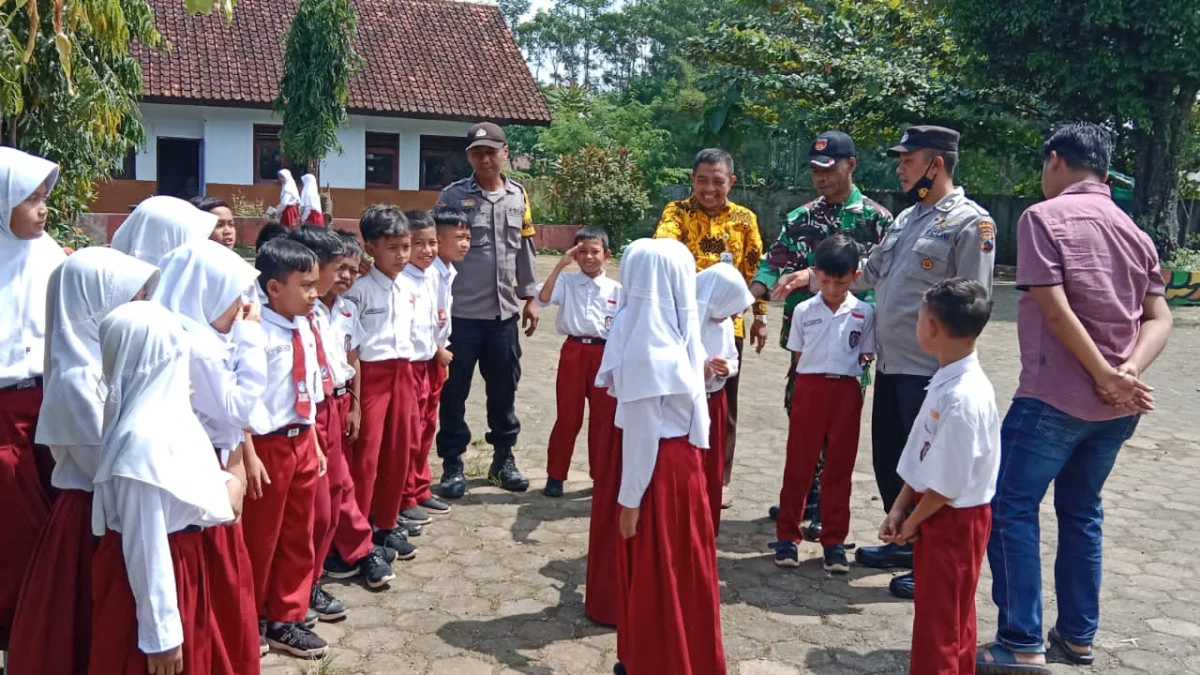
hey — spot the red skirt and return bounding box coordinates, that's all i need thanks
[704,391,728,537]
[616,437,726,675]
[202,523,261,675]
[7,489,96,675]
[89,529,232,675]
[0,385,53,649]
[586,418,622,626]
[280,204,300,228]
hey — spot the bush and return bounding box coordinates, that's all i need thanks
[550,145,651,247]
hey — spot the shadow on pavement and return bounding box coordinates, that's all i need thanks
[461,488,594,544]
[806,647,910,673]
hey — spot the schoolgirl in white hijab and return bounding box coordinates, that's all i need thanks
[694,262,754,538]
[110,195,216,267]
[276,169,301,227]
[594,238,726,675]
[6,247,159,675]
[298,173,324,225]
[89,302,240,675]
[0,146,66,654]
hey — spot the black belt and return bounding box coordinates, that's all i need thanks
[180,525,204,534]
[333,385,349,397]
[267,424,310,438]
[2,376,43,391]
[568,336,606,346]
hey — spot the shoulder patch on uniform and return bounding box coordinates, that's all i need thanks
[979,220,996,253]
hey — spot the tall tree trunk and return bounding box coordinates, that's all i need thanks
[1133,86,1197,254]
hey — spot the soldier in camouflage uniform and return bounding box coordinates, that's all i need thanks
[751,131,892,537]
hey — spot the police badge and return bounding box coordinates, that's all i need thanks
[849,330,861,349]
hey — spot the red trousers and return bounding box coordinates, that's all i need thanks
[546,339,614,482]
[0,386,53,649]
[351,359,417,528]
[584,388,620,626]
[912,503,991,675]
[7,489,95,675]
[777,375,862,546]
[616,437,726,675]
[89,530,232,675]
[202,523,261,675]
[243,428,318,622]
[402,360,438,510]
[314,392,373,579]
[704,391,728,537]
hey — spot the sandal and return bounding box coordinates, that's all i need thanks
[1048,627,1096,666]
[977,644,1052,674]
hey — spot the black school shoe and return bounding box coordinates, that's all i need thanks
[823,545,850,574]
[439,463,468,499]
[399,505,432,525]
[258,620,269,657]
[420,496,452,515]
[303,609,318,629]
[357,547,397,588]
[488,455,530,492]
[309,585,349,622]
[855,542,914,569]
[372,527,417,560]
[543,478,565,498]
[265,621,328,659]
[889,571,915,599]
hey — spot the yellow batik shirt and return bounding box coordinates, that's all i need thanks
[653,196,767,338]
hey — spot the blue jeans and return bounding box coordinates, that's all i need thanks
[988,397,1139,653]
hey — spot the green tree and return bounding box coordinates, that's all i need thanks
[274,0,362,173]
[1,0,165,245]
[551,145,650,246]
[940,0,1200,250]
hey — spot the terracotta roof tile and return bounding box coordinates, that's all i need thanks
[137,0,551,125]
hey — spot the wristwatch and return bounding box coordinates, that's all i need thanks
[753,314,768,325]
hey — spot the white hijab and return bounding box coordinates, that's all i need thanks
[596,238,709,447]
[110,195,217,266]
[278,169,301,209]
[151,239,260,360]
[696,262,754,362]
[299,173,321,221]
[93,302,234,536]
[0,147,67,376]
[37,248,160,448]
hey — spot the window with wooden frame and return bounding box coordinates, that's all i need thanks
[365,132,400,189]
[419,135,471,190]
[253,125,305,183]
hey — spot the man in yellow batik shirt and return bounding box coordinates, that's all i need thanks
[654,148,767,508]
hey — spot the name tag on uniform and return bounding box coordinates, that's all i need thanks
[267,345,289,357]
[363,307,386,316]
[803,318,823,327]
[719,252,734,264]
[922,228,952,241]
[460,198,476,208]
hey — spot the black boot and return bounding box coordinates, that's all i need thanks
[439,459,468,499]
[488,449,529,492]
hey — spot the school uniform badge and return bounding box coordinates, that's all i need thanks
[849,330,861,348]
[605,315,613,329]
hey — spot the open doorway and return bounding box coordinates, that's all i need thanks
[156,138,202,199]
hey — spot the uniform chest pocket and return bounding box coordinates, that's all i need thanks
[910,237,953,283]
[505,207,525,249]
[874,230,901,276]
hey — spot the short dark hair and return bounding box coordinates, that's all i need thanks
[433,207,470,230]
[254,222,290,250]
[288,224,346,263]
[359,205,409,242]
[812,233,860,277]
[923,278,993,339]
[189,196,229,213]
[574,226,610,251]
[255,238,318,293]
[924,149,958,177]
[405,209,436,232]
[693,148,734,174]
[334,229,364,258]
[1042,122,1112,176]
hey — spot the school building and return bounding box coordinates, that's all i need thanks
[91,0,551,219]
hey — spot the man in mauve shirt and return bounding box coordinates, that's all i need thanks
[979,123,1173,673]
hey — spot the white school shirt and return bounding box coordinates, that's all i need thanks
[616,394,696,509]
[897,352,1000,508]
[189,320,269,456]
[400,263,440,362]
[536,270,622,338]
[314,296,361,388]
[788,293,875,378]
[703,317,740,394]
[50,444,101,492]
[433,257,457,348]
[247,306,324,434]
[343,266,415,362]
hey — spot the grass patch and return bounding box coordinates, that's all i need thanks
[301,654,340,675]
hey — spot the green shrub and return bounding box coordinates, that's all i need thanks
[550,145,651,248]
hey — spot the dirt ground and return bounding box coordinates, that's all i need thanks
[261,254,1200,675]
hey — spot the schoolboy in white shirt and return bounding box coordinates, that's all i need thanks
[878,277,999,675]
[536,227,621,499]
[774,234,875,574]
[243,238,330,659]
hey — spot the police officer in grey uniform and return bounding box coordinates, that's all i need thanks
[435,122,540,498]
[774,126,994,597]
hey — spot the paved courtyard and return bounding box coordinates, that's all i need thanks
[263,256,1200,675]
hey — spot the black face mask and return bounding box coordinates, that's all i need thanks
[905,158,938,202]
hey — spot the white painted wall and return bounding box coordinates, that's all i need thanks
[134,103,472,191]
